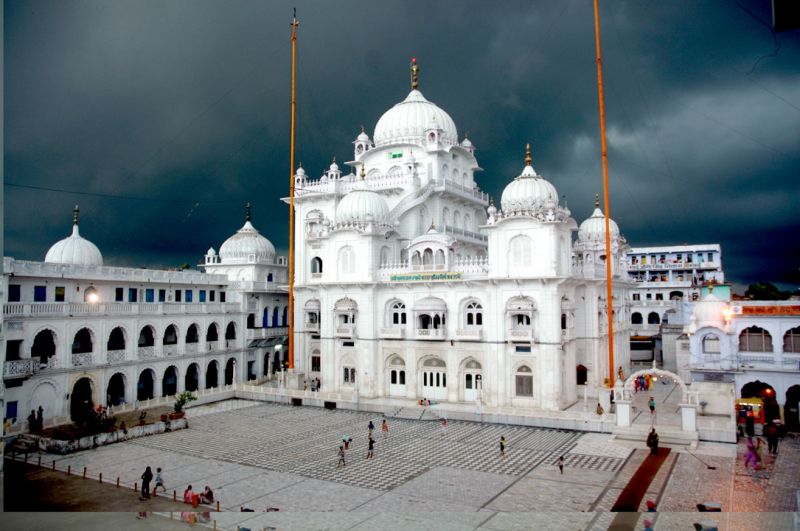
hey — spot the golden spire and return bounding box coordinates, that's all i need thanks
[360,164,366,180]
[246,202,252,222]
[410,57,419,90]
[73,204,80,225]
[525,143,532,166]
[595,193,600,208]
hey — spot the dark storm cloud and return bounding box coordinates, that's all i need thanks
[5,0,799,288]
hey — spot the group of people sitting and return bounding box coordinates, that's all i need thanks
[183,485,214,506]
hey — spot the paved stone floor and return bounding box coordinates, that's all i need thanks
[8,399,799,530]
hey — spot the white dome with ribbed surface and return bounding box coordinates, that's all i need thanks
[219,220,276,264]
[336,181,389,224]
[373,90,458,147]
[578,205,620,242]
[500,163,559,213]
[45,224,103,266]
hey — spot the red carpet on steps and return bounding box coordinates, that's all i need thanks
[611,447,671,512]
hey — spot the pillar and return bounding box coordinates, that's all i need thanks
[681,403,698,432]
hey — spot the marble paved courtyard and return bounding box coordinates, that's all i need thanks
[35,400,799,530]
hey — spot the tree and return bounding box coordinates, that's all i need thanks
[744,282,791,301]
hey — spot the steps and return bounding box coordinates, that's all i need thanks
[612,425,699,449]
[388,406,441,421]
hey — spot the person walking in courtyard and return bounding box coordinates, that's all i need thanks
[634,377,640,393]
[27,410,37,433]
[381,418,389,439]
[648,396,656,416]
[500,436,506,457]
[342,435,352,450]
[557,455,564,474]
[337,445,346,468]
[596,403,604,416]
[368,420,374,435]
[441,417,447,435]
[646,428,659,455]
[140,466,153,500]
[37,406,44,431]
[743,436,758,469]
[316,377,321,391]
[765,421,779,455]
[153,467,165,495]
[366,435,375,459]
[618,366,624,382]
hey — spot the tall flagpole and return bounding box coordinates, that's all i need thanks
[288,10,299,372]
[593,0,615,388]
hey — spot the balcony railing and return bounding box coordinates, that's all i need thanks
[508,329,532,341]
[305,322,320,333]
[185,342,198,353]
[246,327,288,339]
[380,327,405,339]
[335,325,355,338]
[207,341,218,352]
[3,302,242,317]
[163,345,178,356]
[71,352,94,367]
[455,328,482,341]
[138,346,157,360]
[3,359,37,379]
[416,328,446,340]
[107,350,126,363]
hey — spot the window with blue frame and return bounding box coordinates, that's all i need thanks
[199,290,206,302]
[128,288,138,302]
[185,290,193,303]
[8,285,21,302]
[158,289,166,302]
[175,290,182,302]
[145,289,154,303]
[6,401,18,422]
[115,287,124,301]
[34,286,47,302]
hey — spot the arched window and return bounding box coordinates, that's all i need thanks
[162,324,178,345]
[138,326,155,347]
[422,248,434,268]
[465,302,483,327]
[247,313,256,329]
[282,306,288,326]
[72,328,93,354]
[435,249,445,268]
[185,324,199,344]
[107,327,126,351]
[442,207,450,227]
[380,247,390,266]
[206,323,219,342]
[32,329,57,364]
[631,312,643,325]
[338,246,355,275]
[703,334,721,354]
[739,326,773,352]
[311,257,323,274]
[391,302,407,325]
[784,327,800,353]
[509,235,532,267]
[515,365,533,397]
[561,313,567,330]
[453,210,461,228]
[225,322,236,340]
[647,312,661,325]
[464,214,472,231]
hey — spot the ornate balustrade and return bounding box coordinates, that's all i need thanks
[71,352,94,367]
[107,350,126,363]
[138,346,157,360]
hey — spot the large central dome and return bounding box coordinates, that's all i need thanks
[373,89,458,147]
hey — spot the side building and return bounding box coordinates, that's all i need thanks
[626,244,724,367]
[2,206,288,431]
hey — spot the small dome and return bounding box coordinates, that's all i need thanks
[409,224,455,248]
[461,136,474,149]
[373,89,458,147]
[414,296,447,312]
[206,247,217,256]
[578,196,620,242]
[336,176,389,224]
[500,145,559,212]
[296,165,306,178]
[45,207,103,266]
[329,158,339,173]
[219,212,276,264]
[357,128,370,142]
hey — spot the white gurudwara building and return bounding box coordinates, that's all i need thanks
[288,64,631,411]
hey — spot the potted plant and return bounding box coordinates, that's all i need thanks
[699,400,708,416]
[170,391,196,419]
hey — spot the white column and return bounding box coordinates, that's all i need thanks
[681,403,698,432]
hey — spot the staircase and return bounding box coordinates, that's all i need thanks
[612,424,699,449]
[386,182,434,223]
[387,406,441,421]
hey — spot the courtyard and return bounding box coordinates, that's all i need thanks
[4,399,799,530]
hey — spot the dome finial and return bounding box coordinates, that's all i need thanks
[332,156,336,164]
[246,202,252,222]
[595,193,600,208]
[410,57,419,90]
[360,124,365,133]
[360,164,366,180]
[525,143,532,167]
[73,204,80,225]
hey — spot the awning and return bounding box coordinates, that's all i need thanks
[247,339,260,348]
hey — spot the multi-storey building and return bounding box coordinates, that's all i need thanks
[626,244,724,363]
[2,206,288,430]
[287,67,632,411]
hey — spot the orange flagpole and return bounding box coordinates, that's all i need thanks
[288,11,299,371]
[593,0,615,388]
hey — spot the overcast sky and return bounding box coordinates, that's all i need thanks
[5,0,799,289]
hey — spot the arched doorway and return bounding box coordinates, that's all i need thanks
[205,361,219,389]
[162,366,178,397]
[741,380,779,423]
[137,369,155,401]
[248,313,256,329]
[31,329,56,365]
[72,328,93,354]
[107,373,126,406]
[264,352,271,376]
[107,327,126,351]
[387,356,406,397]
[225,358,236,385]
[421,358,447,401]
[576,365,588,385]
[262,308,269,328]
[185,363,199,392]
[785,385,800,431]
[272,351,281,374]
[463,359,482,402]
[70,377,94,422]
